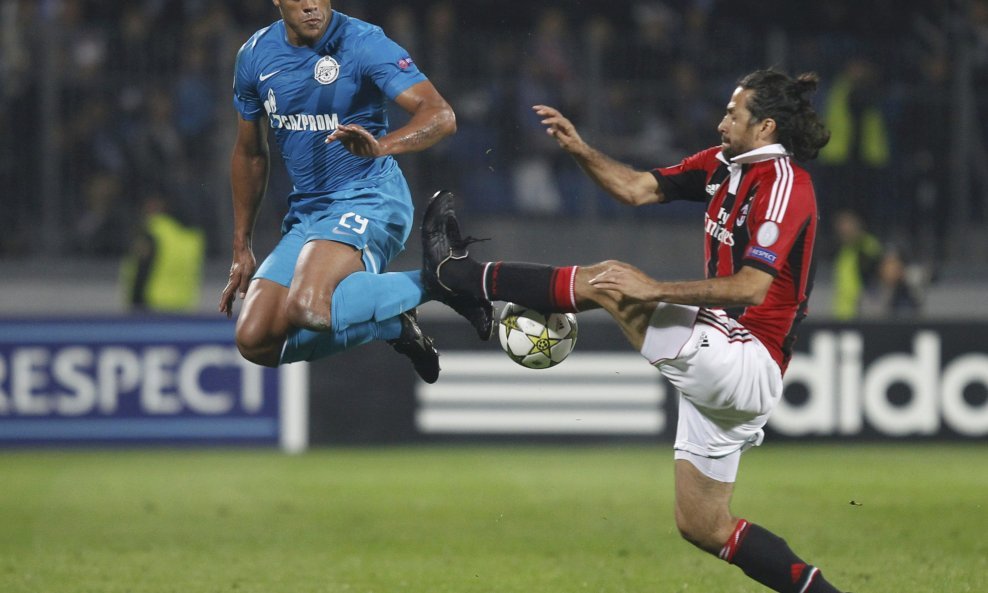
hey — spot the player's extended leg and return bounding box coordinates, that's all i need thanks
[423,218,658,351]
[421,191,655,344]
[284,239,438,381]
[237,239,438,381]
[235,240,367,367]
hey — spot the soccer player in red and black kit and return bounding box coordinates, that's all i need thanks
[421,70,848,593]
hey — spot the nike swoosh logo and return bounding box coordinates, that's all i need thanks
[331,228,356,237]
[259,70,282,82]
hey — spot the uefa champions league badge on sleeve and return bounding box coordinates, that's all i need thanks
[756,221,780,247]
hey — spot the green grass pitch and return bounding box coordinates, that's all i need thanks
[1,444,985,592]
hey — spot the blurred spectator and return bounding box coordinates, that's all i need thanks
[897,46,952,276]
[859,247,924,319]
[74,171,131,255]
[120,190,205,313]
[383,4,418,61]
[0,0,981,288]
[817,57,892,236]
[0,0,38,254]
[444,33,519,216]
[174,43,217,162]
[129,90,187,200]
[512,7,580,215]
[831,209,882,320]
[625,2,680,83]
[667,60,721,155]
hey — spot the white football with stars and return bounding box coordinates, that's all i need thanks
[497,302,578,369]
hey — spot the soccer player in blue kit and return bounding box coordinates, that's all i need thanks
[219,0,493,383]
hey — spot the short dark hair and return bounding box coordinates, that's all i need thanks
[738,69,830,161]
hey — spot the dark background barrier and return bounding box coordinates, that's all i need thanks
[307,318,988,443]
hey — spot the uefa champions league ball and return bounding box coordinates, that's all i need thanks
[497,302,578,369]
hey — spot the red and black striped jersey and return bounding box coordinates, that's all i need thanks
[652,144,817,373]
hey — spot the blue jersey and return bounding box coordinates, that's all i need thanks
[233,11,427,205]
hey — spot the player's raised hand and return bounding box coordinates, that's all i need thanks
[219,248,257,318]
[587,261,659,303]
[325,123,382,158]
[533,105,586,154]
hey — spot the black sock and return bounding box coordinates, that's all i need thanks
[486,262,555,311]
[437,255,486,294]
[722,520,843,593]
[441,259,578,312]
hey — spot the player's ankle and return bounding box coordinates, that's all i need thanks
[440,256,484,295]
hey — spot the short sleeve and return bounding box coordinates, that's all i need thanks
[651,147,722,203]
[232,40,263,121]
[742,162,816,276]
[359,29,428,100]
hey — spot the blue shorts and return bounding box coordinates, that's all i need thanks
[255,170,414,287]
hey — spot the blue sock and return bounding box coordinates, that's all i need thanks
[330,270,427,332]
[281,317,402,363]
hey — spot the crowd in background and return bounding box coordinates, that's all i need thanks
[1,0,984,318]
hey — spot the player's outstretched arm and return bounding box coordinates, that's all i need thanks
[326,81,455,157]
[220,116,269,317]
[533,105,664,206]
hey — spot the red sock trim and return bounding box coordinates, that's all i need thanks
[791,562,807,584]
[718,519,751,563]
[488,262,502,300]
[550,266,579,312]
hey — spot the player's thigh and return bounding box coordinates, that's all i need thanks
[236,278,292,349]
[286,239,365,325]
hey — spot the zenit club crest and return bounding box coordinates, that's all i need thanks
[314,56,340,85]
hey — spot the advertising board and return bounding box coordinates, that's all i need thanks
[0,317,307,450]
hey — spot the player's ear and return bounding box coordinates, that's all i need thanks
[757,117,777,143]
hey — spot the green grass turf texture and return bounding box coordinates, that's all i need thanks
[1,444,984,593]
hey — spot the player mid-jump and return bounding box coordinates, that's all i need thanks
[220,0,493,383]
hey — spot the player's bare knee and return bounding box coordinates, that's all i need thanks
[577,261,624,308]
[237,343,280,368]
[234,327,281,368]
[674,509,724,553]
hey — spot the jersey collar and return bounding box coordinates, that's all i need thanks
[716,143,789,166]
[320,10,347,54]
[716,144,789,195]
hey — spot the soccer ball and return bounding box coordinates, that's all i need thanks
[497,302,578,369]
